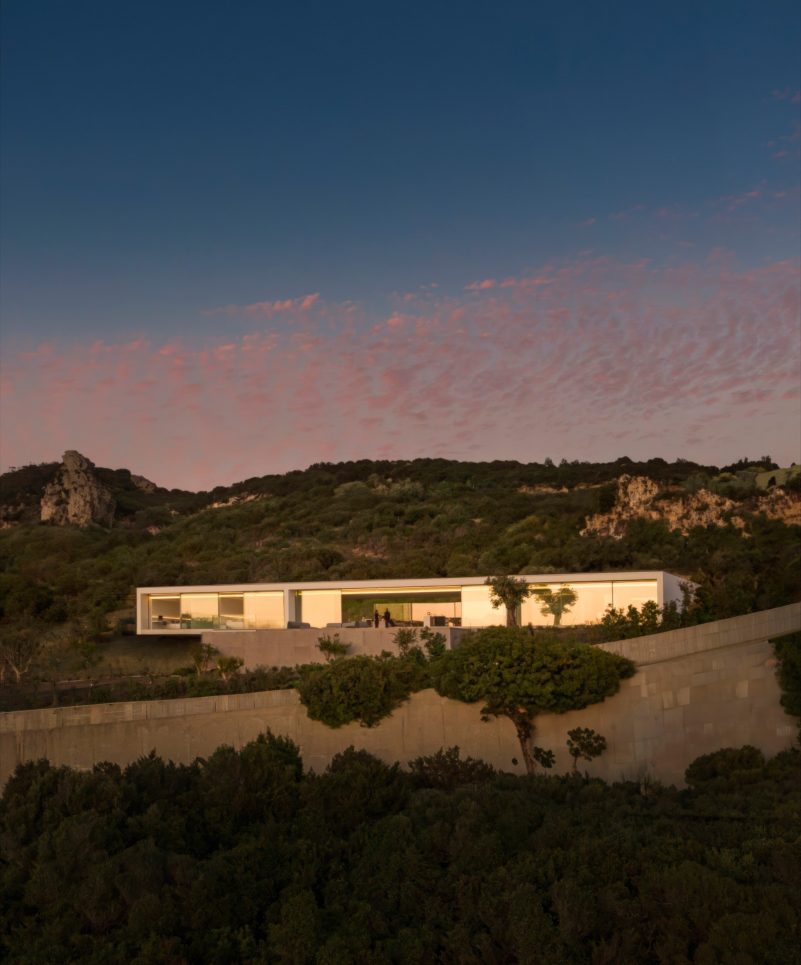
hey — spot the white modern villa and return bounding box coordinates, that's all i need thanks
[136,571,687,635]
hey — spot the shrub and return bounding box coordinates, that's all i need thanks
[420,628,447,658]
[316,633,350,662]
[771,632,801,726]
[407,746,496,790]
[600,600,685,640]
[392,628,421,659]
[296,655,427,728]
[191,643,218,675]
[216,655,244,680]
[684,746,766,788]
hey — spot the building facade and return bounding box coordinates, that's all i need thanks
[136,571,687,634]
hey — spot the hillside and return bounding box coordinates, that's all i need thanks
[0,454,799,639]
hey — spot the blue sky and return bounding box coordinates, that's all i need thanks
[1,1,799,486]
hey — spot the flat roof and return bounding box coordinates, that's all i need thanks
[138,571,675,594]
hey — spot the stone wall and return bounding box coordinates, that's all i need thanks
[2,604,798,789]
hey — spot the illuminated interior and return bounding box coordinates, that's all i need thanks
[141,575,669,632]
[147,591,283,630]
[340,589,462,625]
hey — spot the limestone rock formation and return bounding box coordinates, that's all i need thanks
[756,487,801,527]
[130,473,158,493]
[40,451,116,528]
[582,474,801,539]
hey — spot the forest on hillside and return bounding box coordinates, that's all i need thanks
[1,738,799,964]
[1,457,798,654]
[1,458,799,961]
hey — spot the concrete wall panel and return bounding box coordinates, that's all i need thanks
[2,604,798,790]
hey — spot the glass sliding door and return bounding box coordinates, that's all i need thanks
[612,580,658,611]
[219,593,245,629]
[180,593,220,630]
[244,592,284,628]
[149,595,181,629]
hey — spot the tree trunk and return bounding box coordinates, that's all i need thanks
[511,715,536,775]
[506,607,517,627]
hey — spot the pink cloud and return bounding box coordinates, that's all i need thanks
[720,187,762,211]
[465,279,496,291]
[772,88,801,103]
[207,293,321,320]
[2,254,799,489]
[610,204,647,222]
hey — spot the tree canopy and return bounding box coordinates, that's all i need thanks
[1,738,798,963]
[485,574,533,626]
[431,627,634,772]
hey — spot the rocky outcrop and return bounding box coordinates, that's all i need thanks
[582,474,801,538]
[130,474,158,493]
[40,451,116,528]
[756,487,801,527]
[0,503,27,529]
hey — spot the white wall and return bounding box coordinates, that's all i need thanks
[662,572,688,608]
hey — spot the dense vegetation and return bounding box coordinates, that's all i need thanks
[772,631,801,727]
[1,456,798,654]
[1,737,798,964]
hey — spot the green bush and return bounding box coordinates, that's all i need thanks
[316,633,350,662]
[408,746,496,790]
[684,745,766,788]
[296,654,428,728]
[600,599,685,640]
[771,631,801,725]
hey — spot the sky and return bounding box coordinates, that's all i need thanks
[1,0,799,490]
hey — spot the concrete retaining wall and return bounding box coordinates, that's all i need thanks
[1,604,798,789]
[203,625,465,667]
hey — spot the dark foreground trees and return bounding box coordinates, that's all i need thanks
[1,737,798,964]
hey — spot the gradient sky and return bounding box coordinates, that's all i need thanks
[1,1,799,490]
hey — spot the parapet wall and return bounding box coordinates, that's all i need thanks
[203,625,466,667]
[1,604,798,789]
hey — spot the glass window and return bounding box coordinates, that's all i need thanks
[219,594,245,630]
[297,590,342,627]
[461,585,501,627]
[244,592,284,629]
[612,580,658,611]
[149,595,181,630]
[521,582,613,626]
[341,592,461,625]
[180,593,220,630]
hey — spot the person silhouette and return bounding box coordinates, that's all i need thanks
[373,609,380,628]
[383,608,391,628]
